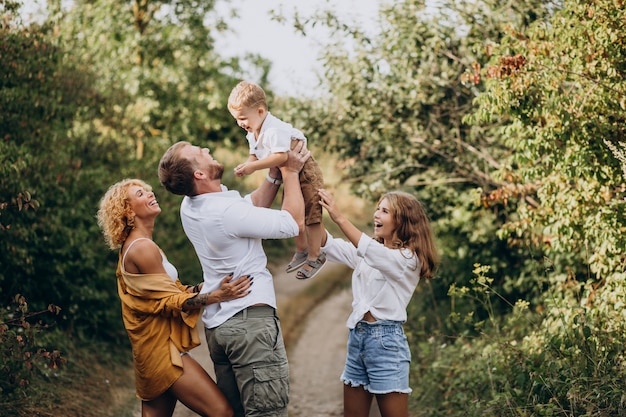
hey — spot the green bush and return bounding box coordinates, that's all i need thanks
[0,295,64,403]
[408,266,626,416]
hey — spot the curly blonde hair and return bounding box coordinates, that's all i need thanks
[96,179,152,250]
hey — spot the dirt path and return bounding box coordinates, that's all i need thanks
[131,262,381,417]
[284,276,381,417]
[288,287,351,417]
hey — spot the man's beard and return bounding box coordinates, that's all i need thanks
[209,163,225,180]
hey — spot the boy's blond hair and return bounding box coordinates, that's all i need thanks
[227,81,268,112]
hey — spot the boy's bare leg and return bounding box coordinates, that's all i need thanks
[286,232,309,272]
[295,224,327,279]
[299,223,325,276]
[294,232,308,254]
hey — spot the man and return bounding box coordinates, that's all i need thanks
[158,140,308,417]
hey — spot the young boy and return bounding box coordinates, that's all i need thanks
[228,80,326,280]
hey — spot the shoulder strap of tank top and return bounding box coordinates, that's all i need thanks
[122,237,153,269]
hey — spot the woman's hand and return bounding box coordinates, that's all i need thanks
[183,274,253,311]
[215,273,253,302]
[318,188,344,224]
[319,188,362,247]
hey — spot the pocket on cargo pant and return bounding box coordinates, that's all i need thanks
[252,362,289,411]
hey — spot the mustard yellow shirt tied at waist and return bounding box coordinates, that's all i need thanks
[116,256,201,401]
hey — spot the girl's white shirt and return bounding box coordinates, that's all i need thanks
[322,231,420,329]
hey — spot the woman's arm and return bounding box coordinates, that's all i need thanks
[318,189,363,247]
[182,274,253,311]
[125,239,253,311]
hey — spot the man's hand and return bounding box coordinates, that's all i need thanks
[282,140,311,174]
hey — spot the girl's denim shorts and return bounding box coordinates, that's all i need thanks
[340,320,412,394]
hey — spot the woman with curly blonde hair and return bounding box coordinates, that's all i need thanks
[97,178,252,417]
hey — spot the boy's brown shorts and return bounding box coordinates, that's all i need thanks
[299,157,324,226]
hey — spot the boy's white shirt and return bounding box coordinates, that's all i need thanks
[246,112,307,160]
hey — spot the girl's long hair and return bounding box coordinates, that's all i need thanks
[376,191,439,279]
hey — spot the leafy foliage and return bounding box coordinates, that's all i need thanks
[284,0,552,199]
[278,0,555,335]
[4,0,626,415]
[410,267,626,416]
[280,0,626,415]
[0,0,277,412]
[408,0,626,413]
[52,0,272,282]
[0,0,271,340]
[56,0,247,164]
[0,294,64,402]
[469,0,626,278]
[0,15,123,338]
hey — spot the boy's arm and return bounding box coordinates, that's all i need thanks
[249,145,309,208]
[234,153,287,177]
[248,152,288,172]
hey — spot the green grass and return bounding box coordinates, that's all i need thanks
[1,337,137,417]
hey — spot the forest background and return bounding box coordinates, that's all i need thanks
[2,0,626,416]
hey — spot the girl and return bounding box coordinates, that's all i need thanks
[97,179,252,417]
[318,189,438,417]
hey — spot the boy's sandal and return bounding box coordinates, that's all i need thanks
[296,253,327,280]
[286,250,308,273]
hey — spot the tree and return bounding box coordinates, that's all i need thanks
[52,0,275,284]
[468,0,626,278]
[277,0,557,331]
[56,0,250,164]
[2,0,277,339]
[0,6,123,337]
[284,0,553,198]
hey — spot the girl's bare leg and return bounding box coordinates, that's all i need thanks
[344,384,373,417]
[376,392,409,417]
